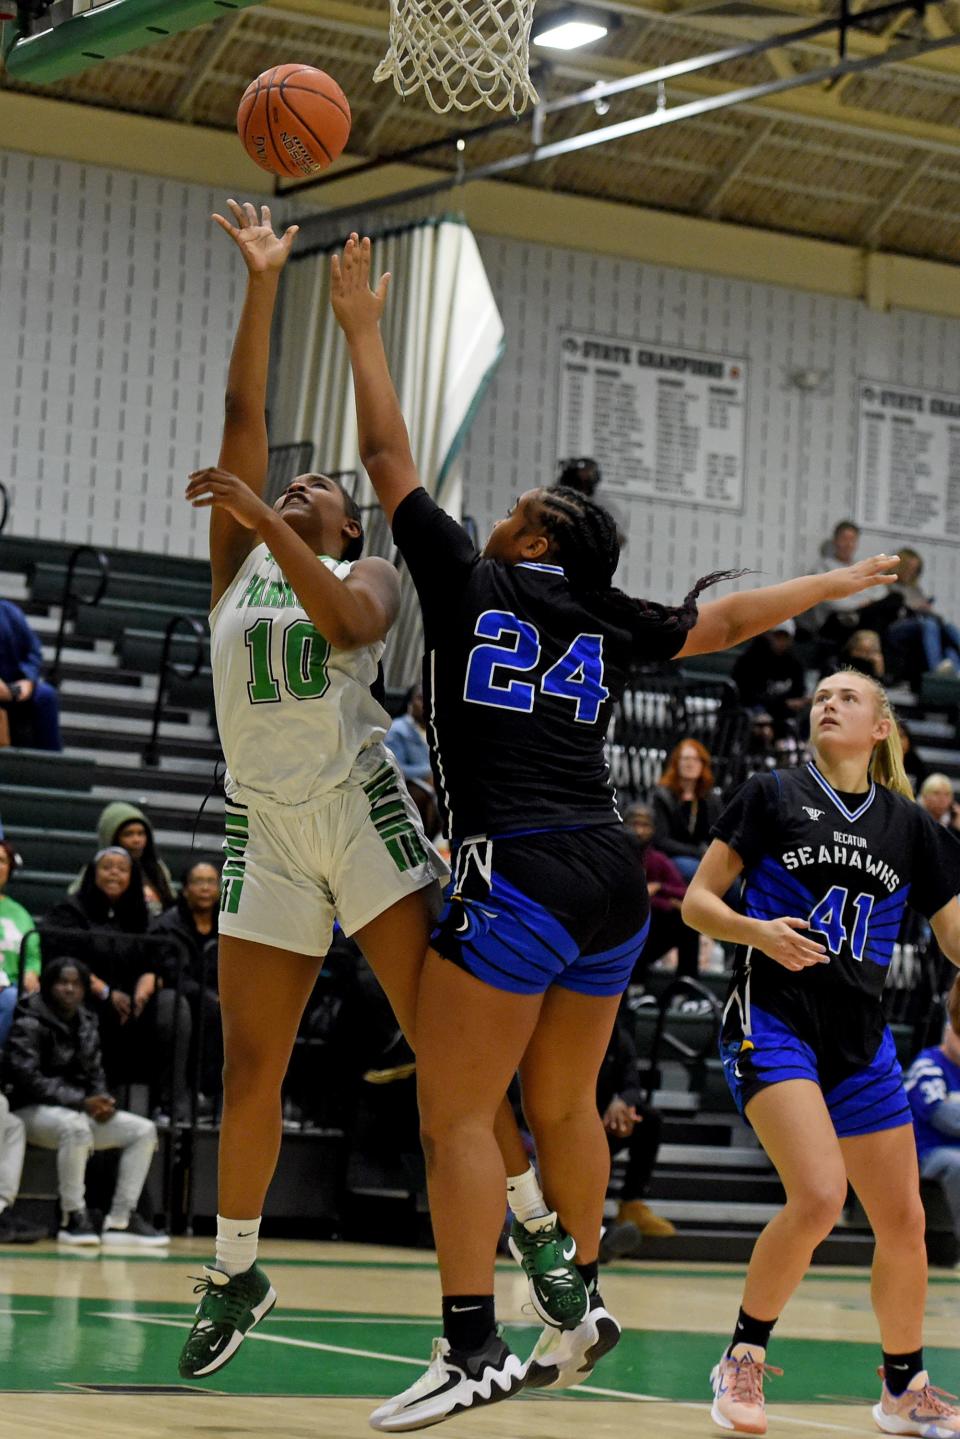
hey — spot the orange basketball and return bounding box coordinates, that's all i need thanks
[237,64,351,178]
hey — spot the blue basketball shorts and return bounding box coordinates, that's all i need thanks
[431,824,650,998]
[720,1001,910,1138]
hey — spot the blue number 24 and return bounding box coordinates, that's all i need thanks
[463,609,609,724]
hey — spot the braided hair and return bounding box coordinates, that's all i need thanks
[535,486,746,650]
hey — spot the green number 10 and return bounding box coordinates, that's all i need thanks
[244,618,331,703]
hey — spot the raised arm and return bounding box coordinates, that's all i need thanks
[208,200,299,609]
[681,841,828,973]
[677,554,900,658]
[330,233,420,525]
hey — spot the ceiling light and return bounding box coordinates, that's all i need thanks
[532,7,614,51]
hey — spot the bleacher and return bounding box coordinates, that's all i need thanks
[2,531,958,1258]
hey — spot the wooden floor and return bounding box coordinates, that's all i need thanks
[2,1238,960,1438]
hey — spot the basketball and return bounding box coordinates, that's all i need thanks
[237,64,351,178]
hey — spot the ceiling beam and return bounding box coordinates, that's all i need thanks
[862,152,935,242]
[169,10,245,119]
[698,116,777,215]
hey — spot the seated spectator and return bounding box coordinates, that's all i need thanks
[150,860,222,1110]
[651,738,722,884]
[0,599,62,751]
[44,848,190,1119]
[815,521,899,646]
[4,956,167,1246]
[597,1004,675,1254]
[0,839,40,1048]
[906,975,960,1256]
[385,687,440,840]
[898,720,929,796]
[69,802,175,915]
[840,628,889,683]
[918,774,960,830]
[623,802,699,979]
[888,547,960,675]
[732,620,807,736]
[0,1092,46,1242]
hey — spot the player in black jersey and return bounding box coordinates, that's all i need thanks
[684,669,960,1437]
[331,235,901,1432]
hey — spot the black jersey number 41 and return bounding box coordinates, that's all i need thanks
[463,609,610,724]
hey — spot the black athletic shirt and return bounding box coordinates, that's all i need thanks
[714,763,960,1062]
[391,488,695,841]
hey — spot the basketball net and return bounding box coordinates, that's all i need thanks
[374,0,539,115]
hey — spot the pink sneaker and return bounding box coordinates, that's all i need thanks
[710,1348,782,1434]
[873,1368,960,1436]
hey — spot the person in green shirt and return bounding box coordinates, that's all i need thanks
[0,840,40,1048]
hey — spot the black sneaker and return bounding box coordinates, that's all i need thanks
[102,1214,170,1246]
[0,1209,46,1244]
[57,1208,100,1246]
[369,1331,524,1431]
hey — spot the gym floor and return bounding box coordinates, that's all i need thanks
[3,1239,960,1437]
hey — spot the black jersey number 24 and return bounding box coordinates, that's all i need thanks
[463,609,609,724]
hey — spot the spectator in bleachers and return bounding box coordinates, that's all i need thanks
[45,848,190,1119]
[68,802,175,915]
[0,599,62,751]
[918,773,959,830]
[815,521,899,646]
[905,975,960,1255]
[556,457,627,546]
[840,629,890,684]
[898,720,929,796]
[889,547,960,675]
[732,620,807,736]
[623,803,700,979]
[0,1093,46,1242]
[597,1005,675,1250]
[0,839,40,1047]
[4,956,167,1246]
[651,738,722,884]
[384,687,440,841]
[150,860,222,1110]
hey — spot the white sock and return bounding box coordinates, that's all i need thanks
[215,1214,261,1277]
[506,1166,549,1223]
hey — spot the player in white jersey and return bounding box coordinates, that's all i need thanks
[175,202,466,1380]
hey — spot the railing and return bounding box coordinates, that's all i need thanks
[0,481,9,536]
[142,614,206,767]
[47,545,110,686]
[264,440,315,507]
[609,670,752,802]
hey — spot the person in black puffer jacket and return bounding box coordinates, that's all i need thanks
[150,860,222,1107]
[43,848,190,1119]
[4,956,166,1245]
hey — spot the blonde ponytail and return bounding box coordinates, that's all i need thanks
[853,670,914,798]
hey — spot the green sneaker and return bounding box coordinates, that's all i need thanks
[178,1262,277,1378]
[507,1212,588,1331]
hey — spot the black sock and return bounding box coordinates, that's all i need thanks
[576,1260,599,1296]
[441,1295,496,1353]
[882,1349,923,1396]
[727,1306,777,1356]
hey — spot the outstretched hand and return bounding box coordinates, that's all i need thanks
[212,199,299,274]
[330,233,390,339]
[824,553,900,601]
[186,467,271,530]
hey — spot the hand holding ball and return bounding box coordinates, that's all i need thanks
[238,64,351,177]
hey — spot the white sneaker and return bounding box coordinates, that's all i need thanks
[101,1214,170,1246]
[369,1333,523,1432]
[57,1208,100,1245]
[523,1293,621,1389]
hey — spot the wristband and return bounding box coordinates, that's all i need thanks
[101,986,111,1001]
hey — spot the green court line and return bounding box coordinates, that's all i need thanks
[4,1250,960,1284]
[2,1297,959,1400]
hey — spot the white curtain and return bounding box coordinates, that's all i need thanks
[271,219,504,687]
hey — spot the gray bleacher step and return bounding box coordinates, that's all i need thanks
[1,532,210,585]
[74,599,207,641]
[57,691,189,724]
[613,1227,877,1266]
[70,750,220,781]
[657,1143,770,1170]
[29,561,209,612]
[60,676,156,703]
[41,643,130,672]
[60,709,215,740]
[10,869,78,916]
[0,570,28,600]
[643,1199,781,1226]
[0,749,95,792]
[0,785,221,838]
[917,746,960,770]
[61,726,220,763]
[649,1172,784,1204]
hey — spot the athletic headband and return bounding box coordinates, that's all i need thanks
[94,846,132,865]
